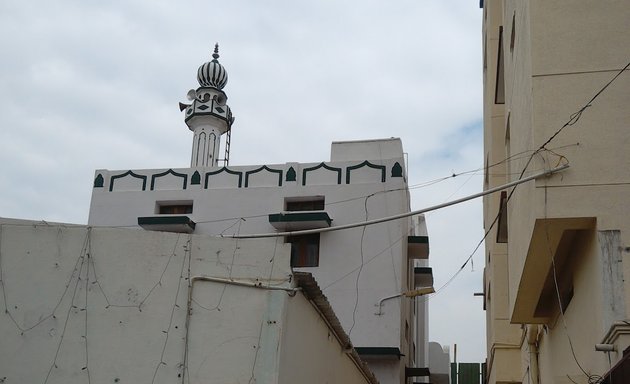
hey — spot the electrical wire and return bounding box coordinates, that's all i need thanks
[348,194,371,338]
[426,60,629,303]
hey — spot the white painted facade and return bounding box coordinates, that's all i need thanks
[0,220,377,383]
[85,47,436,383]
[88,137,432,383]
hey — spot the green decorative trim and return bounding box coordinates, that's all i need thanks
[391,162,403,178]
[191,171,201,185]
[355,347,403,358]
[302,162,342,186]
[138,216,194,226]
[93,174,104,188]
[245,165,283,187]
[346,160,386,184]
[150,169,188,190]
[286,167,296,182]
[408,236,429,244]
[109,170,147,192]
[268,212,332,226]
[204,167,243,188]
[137,215,196,232]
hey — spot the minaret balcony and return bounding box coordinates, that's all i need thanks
[184,96,233,127]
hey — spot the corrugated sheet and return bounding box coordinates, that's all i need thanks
[457,363,481,384]
[294,272,379,384]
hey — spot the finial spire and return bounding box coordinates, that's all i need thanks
[212,43,220,60]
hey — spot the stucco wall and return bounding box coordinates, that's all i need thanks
[482,0,630,383]
[0,221,298,383]
[278,291,372,384]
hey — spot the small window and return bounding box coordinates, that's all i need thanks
[484,153,489,185]
[510,13,516,52]
[495,26,505,104]
[157,201,193,214]
[285,196,325,211]
[496,191,508,243]
[287,233,320,267]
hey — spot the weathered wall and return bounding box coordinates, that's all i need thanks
[278,290,372,384]
[0,221,295,383]
[482,0,630,383]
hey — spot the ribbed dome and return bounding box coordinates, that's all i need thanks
[197,44,228,89]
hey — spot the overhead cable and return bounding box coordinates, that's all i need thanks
[226,163,569,239]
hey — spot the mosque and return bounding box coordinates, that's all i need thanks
[0,46,450,384]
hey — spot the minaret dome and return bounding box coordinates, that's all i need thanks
[197,44,228,89]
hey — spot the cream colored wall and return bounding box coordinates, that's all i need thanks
[278,291,373,384]
[505,0,630,316]
[531,230,610,383]
[483,0,630,383]
[482,1,525,383]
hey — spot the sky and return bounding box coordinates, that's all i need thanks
[0,0,486,362]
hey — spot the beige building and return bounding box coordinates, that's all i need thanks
[481,0,630,383]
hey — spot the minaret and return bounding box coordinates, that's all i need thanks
[181,44,234,167]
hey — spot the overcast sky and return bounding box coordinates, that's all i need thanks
[0,0,486,362]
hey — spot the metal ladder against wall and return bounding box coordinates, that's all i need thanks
[223,127,231,166]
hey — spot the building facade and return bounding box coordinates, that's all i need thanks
[481,1,630,383]
[84,47,438,383]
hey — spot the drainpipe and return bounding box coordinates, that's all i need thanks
[526,324,540,384]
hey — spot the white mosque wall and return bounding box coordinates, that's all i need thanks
[86,138,430,384]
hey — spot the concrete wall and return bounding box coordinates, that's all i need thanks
[481,1,524,382]
[482,0,630,383]
[278,290,372,384]
[0,221,374,383]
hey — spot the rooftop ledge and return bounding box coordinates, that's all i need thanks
[138,215,196,233]
[268,212,332,231]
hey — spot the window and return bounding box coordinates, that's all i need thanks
[496,191,508,243]
[287,233,320,267]
[510,13,516,52]
[484,153,489,185]
[156,201,193,214]
[285,196,324,211]
[282,196,325,267]
[505,114,511,181]
[495,26,505,104]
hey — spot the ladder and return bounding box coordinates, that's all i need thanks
[223,127,231,166]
